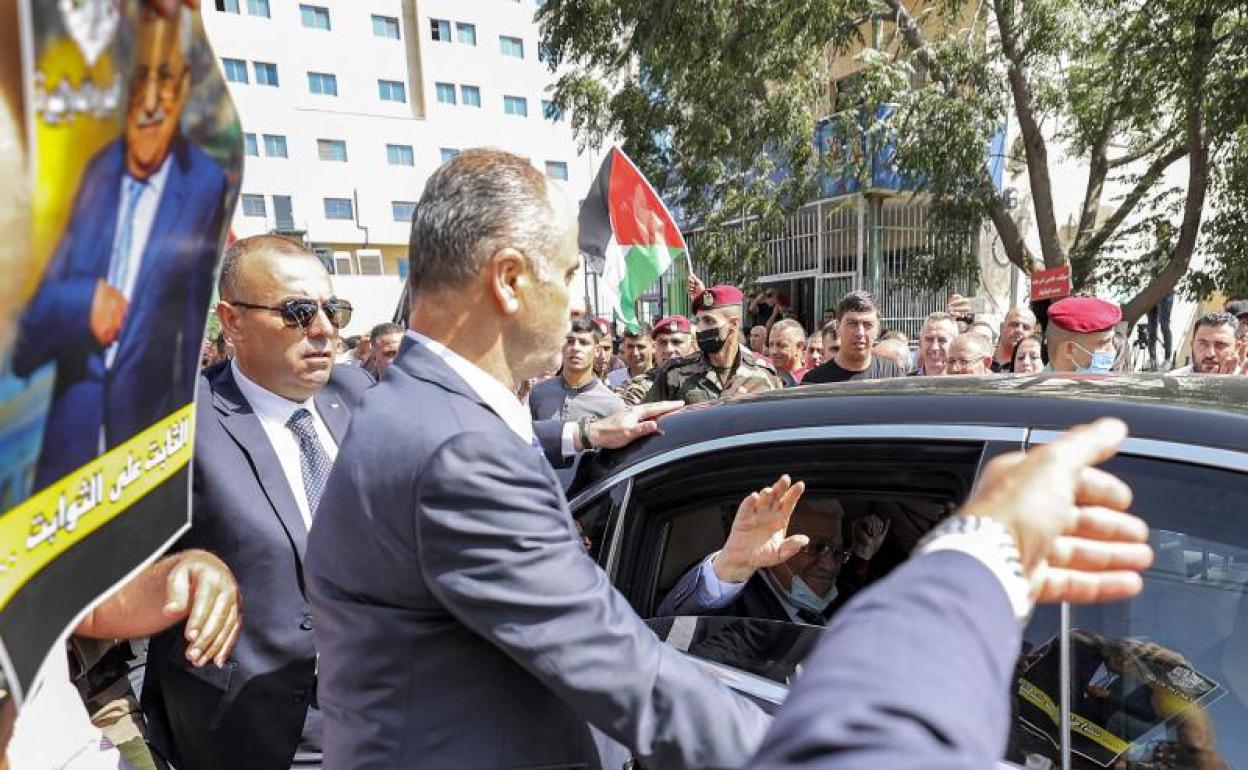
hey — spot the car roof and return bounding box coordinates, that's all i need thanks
[571,374,1248,496]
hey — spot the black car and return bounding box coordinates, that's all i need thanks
[567,375,1248,770]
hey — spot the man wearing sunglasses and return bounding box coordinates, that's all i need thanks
[657,487,889,625]
[141,234,372,770]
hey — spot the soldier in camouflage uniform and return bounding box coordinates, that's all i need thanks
[620,314,693,405]
[643,285,783,404]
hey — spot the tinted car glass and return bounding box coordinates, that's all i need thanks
[1015,455,1248,770]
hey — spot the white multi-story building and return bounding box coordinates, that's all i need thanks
[203,0,606,332]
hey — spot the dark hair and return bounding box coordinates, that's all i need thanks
[370,322,404,342]
[568,317,601,339]
[820,320,839,338]
[622,323,652,340]
[1193,311,1237,335]
[343,335,361,351]
[1011,333,1043,368]
[837,290,878,317]
[408,148,560,295]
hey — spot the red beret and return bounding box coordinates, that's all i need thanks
[590,317,612,336]
[692,284,745,314]
[652,315,691,335]
[1048,297,1122,333]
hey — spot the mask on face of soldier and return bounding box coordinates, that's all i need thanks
[696,324,732,356]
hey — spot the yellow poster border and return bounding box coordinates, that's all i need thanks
[0,405,195,612]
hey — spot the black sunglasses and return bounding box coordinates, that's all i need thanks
[228,297,354,330]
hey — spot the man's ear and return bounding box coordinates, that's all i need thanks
[216,301,241,341]
[489,248,526,315]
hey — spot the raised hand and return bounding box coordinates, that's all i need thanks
[960,418,1154,605]
[851,515,891,560]
[712,475,808,583]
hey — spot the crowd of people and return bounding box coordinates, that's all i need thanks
[13,146,1246,770]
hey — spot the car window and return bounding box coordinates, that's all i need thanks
[572,483,628,567]
[618,440,986,619]
[1014,455,1248,770]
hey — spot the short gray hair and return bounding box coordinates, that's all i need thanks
[770,319,806,341]
[952,332,993,360]
[408,148,561,295]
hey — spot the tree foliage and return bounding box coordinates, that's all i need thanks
[539,0,1248,320]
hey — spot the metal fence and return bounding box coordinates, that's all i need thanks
[678,194,975,339]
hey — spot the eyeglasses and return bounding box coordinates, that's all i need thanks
[227,297,354,330]
[798,540,852,563]
[946,358,981,369]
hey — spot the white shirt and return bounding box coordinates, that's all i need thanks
[406,331,536,446]
[231,360,338,530]
[8,648,124,769]
[103,156,171,369]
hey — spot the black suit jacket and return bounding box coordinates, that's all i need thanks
[141,361,371,770]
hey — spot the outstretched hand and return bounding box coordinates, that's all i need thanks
[587,401,683,450]
[712,475,808,583]
[960,418,1153,605]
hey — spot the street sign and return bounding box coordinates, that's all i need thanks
[1031,264,1072,301]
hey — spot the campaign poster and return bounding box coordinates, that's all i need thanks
[0,0,240,703]
[1016,630,1224,767]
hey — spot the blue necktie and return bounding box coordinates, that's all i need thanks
[107,177,145,292]
[287,408,333,517]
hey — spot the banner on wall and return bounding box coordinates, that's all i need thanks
[0,0,240,703]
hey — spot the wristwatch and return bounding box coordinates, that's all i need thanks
[578,416,598,451]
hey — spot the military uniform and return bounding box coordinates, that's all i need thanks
[644,285,783,403]
[643,347,782,404]
[620,368,658,405]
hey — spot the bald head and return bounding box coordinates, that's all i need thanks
[219,234,321,301]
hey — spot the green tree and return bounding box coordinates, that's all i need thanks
[540,0,1248,320]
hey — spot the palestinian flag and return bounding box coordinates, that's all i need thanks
[579,147,688,330]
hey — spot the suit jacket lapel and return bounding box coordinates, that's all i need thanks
[210,366,311,564]
[392,336,491,411]
[315,384,351,444]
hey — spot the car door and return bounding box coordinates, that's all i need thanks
[1013,433,1248,770]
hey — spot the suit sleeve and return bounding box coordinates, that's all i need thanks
[12,198,103,376]
[655,553,746,617]
[532,417,572,468]
[750,550,1021,770]
[416,431,770,770]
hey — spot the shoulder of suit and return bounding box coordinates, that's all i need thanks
[740,348,777,373]
[329,362,375,399]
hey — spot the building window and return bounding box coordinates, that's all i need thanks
[308,71,338,96]
[262,134,288,158]
[216,0,240,12]
[503,95,528,117]
[499,35,524,58]
[372,14,400,39]
[378,79,406,103]
[542,100,564,121]
[324,197,354,220]
[241,194,266,217]
[246,0,269,17]
[386,144,415,166]
[317,139,347,162]
[253,61,279,86]
[440,148,459,163]
[300,4,330,30]
[222,57,248,83]
[392,201,417,222]
[243,132,258,156]
[545,161,569,181]
[461,85,481,107]
[431,18,451,41]
[435,82,456,105]
[455,22,477,45]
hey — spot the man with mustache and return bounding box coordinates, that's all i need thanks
[1170,312,1248,375]
[12,6,227,487]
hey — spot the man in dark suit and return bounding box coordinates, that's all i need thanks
[142,235,371,770]
[657,491,888,624]
[12,7,227,487]
[750,419,1155,769]
[306,149,768,769]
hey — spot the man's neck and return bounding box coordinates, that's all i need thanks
[409,299,517,392]
[628,362,650,377]
[562,367,596,388]
[834,351,872,372]
[709,337,740,369]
